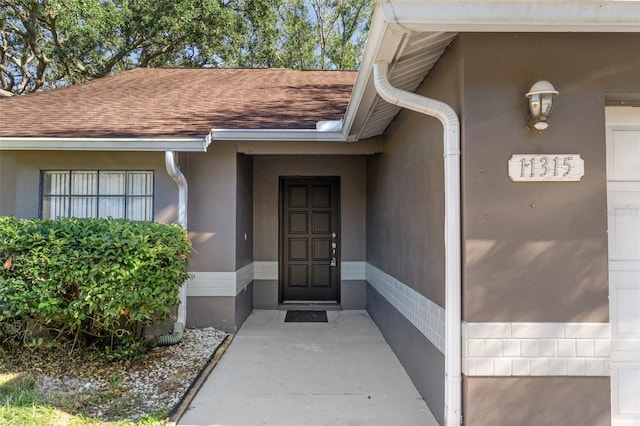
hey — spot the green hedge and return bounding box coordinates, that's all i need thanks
[0,217,191,358]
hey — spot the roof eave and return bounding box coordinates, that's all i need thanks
[207,128,358,143]
[381,0,640,33]
[0,137,209,152]
[342,0,640,140]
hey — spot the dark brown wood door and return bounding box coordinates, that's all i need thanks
[280,177,340,302]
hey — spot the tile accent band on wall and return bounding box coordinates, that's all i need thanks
[253,261,278,280]
[463,322,611,377]
[253,261,366,281]
[187,263,254,297]
[187,261,367,297]
[366,263,446,353]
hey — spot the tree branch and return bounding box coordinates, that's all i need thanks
[139,41,178,67]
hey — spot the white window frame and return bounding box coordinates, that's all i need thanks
[40,170,154,221]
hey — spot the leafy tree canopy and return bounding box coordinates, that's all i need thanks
[0,0,373,96]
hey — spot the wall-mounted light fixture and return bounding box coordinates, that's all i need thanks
[526,80,558,131]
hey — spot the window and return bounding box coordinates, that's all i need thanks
[41,170,153,221]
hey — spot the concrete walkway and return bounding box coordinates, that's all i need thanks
[179,310,439,426]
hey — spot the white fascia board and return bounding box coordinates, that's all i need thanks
[0,137,208,152]
[207,128,357,142]
[340,8,409,141]
[382,1,640,32]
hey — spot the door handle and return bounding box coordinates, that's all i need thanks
[330,233,337,266]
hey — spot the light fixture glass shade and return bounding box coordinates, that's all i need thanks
[526,80,558,131]
[540,94,554,116]
[529,94,542,117]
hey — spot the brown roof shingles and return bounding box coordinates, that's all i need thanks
[0,68,356,138]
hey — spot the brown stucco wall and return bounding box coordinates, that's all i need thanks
[186,144,238,272]
[367,32,640,425]
[461,32,640,323]
[463,377,611,426]
[366,37,464,425]
[367,284,446,425]
[1,151,176,221]
[367,36,463,307]
[0,153,16,216]
[236,153,253,270]
[457,32,640,426]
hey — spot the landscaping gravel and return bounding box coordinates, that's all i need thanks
[2,327,227,422]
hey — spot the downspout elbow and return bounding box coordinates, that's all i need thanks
[373,61,462,426]
[373,62,460,155]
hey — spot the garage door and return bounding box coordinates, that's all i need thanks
[606,107,640,426]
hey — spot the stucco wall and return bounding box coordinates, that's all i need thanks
[186,144,237,272]
[463,377,611,426]
[366,36,464,425]
[0,153,16,216]
[457,32,640,426]
[0,151,175,221]
[236,153,253,270]
[459,32,640,323]
[253,155,366,262]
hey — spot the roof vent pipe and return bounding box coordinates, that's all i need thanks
[373,62,462,426]
[160,151,188,345]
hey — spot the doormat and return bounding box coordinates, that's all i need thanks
[284,310,328,323]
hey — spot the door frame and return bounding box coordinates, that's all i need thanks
[605,106,640,426]
[278,176,341,304]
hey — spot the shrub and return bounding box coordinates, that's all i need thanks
[0,217,191,358]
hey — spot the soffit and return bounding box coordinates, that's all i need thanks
[357,31,456,140]
[349,0,640,142]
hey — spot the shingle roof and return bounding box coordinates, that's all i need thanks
[0,68,356,138]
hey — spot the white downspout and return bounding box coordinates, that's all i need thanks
[160,150,188,345]
[373,62,462,426]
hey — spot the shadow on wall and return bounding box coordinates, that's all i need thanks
[463,151,609,323]
[155,205,177,224]
[465,238,608,322]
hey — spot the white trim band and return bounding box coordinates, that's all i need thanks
[253,261,278,280]
[187,264,254,297]
[366,263,445,353]
[462,322,611,377]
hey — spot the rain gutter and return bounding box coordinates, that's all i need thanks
[206,127,356,143]
[373,61,462,426]
[0,137,209,151]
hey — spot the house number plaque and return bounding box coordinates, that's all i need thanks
[508,154,584,182]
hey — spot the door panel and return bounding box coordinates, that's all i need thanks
[281,177,340,302]
[606,107,640,426]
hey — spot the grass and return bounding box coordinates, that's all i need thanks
[0,373,168,426]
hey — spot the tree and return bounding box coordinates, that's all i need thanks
[0,0,374,96]
[0,0,236,95]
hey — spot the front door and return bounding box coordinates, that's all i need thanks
[280,177,340,302]
[606,107,640,426]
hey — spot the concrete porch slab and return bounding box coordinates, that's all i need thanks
[178,310,439,426]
